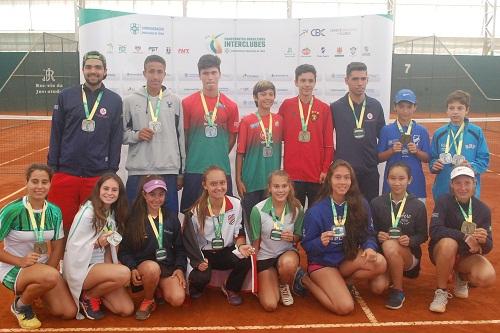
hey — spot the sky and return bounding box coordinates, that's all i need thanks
[0,0,497,38]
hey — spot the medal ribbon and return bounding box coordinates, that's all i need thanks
[396,120,413,136]
[330,199,348,227]
[390,193,408,228]
[148,209,164,248]
[456,198,473,224]
[81,85,103,120]
[348,95,366,130]
[147,88,163,122]
[200,91,220,127]
[270,204,286,231]
[445,122,465,155]
[256,112,273,147]
[24,196,47,243]
[208,197,226,239]
[298,96,314,132]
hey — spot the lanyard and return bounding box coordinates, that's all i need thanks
[445,122,465,155]
[208,197,226,239]
[348,95,366,130]
[147,209,164,248]
[330,199,348,227]
[270,204,286,230]
[390,193,407,228]
[81,85,103,120]
[298,96,313,132]
[396,120,413,136]
[24,196,47,243]
[200,91,220,126]
[147,88,163,122]
[456,198,473,223]
[256,112,273,147]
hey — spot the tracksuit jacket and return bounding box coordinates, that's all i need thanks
[48,84,123,176]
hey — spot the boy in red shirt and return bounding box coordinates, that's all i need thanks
[278,64,334,208]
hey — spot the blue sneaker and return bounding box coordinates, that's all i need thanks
[292,267,307,296]
[385,288,405,310]
[79,291,105,320]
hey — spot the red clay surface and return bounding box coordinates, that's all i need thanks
[0,118,499,332]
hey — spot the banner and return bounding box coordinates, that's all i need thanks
[79,9,393,185]
[79,9,393,118]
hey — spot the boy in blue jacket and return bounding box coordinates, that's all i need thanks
[430,90,489,201]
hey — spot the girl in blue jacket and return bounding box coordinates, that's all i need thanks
[119,176,186,320]
[297,159,387,314]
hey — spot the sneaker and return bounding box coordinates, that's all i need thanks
[221,283,243,306]
[279,284,294,306]
[292,267,307,297]
[189,285,203,300]
[403,260,421,279]
[429,289,452,313]
[135,299,157,320]
[10,298,41,330]
[154,288,165,305]
[79,291,105,320]
[454,272,469,299]
[347,283,359,297]
[385,288,405,310]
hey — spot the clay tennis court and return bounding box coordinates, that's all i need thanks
[0,116,499,333]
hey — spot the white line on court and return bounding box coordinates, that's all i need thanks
[0,146,49,167]
[351,286,378,323]
[1,320,499,332]
[0,186,25,204]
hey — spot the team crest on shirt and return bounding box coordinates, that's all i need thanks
[399,213,412,225]
[227,213,235,225]
[217,102,225,109]
[465,143,476,149]
[250,122,259,129]
[310,110,319,121]
[274,120,280,127]
[412,134,420,145]
[99,108,107,116]
[366,112,373,120]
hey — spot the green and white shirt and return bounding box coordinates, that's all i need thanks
[0,196,63,287]
[249,198,304,261]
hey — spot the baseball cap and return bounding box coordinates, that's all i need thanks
[143,179,167,193]
[450,166,475,180]
[82,51,107,68]
[395,89,416,104]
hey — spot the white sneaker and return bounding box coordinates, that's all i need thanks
[279,284,294,306]
[429,289,452,313]
[454,272,469,299]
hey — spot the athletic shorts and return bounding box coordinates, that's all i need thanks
[1,266,21,292]
[257,250,299,273]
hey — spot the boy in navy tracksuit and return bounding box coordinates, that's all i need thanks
[429,90,489,201]
[48,51,123,232]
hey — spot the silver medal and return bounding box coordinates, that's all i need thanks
[452,154,465,166]
[205,125,218,138]
[81,119,95,132]
[149,121,162,133]
[439,152,453,164]
[262,146,273,158]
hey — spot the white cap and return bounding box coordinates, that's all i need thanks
[450,166,475,180]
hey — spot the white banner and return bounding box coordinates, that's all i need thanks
[79,9,393,118]
[79,9,393,186]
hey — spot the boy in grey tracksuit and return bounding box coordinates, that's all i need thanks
[123,55,185,213]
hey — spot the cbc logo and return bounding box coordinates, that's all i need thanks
[310,29,325,37]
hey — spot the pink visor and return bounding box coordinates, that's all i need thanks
[143,179,167,193]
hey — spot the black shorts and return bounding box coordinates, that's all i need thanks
[257,250,299,273]
[130,263,176,293]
